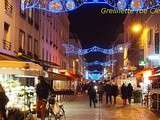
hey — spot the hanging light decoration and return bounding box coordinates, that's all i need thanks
[117,0,127,10]
[48,0,63,12]
[131,0,143,10]
[65,0,76,10]
[22,0,160,13]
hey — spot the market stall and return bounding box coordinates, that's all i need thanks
[0,61,44,112]
[149,74,160,111]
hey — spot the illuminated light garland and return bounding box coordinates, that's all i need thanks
[88,70,108,80]
[84,60,116,66]
[63,43,128,55]
[22,0,160,13]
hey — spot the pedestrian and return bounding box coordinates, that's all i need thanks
[127,83,133,104]
[97,82,104,103]
[0,83,9,120]
[112,83,119,104]
[105,82,112,104]
[36,76,54,120]
[88,81,97,108]
[121,83,128,105]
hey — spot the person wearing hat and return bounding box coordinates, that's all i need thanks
[36,76,54,120]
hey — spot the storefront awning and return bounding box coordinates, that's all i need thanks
[0,61,44,76]
[149,73,160,80]
[48,72,73,81]
[0,53,21,61]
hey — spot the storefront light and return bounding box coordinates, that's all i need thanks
[148,54,160,60]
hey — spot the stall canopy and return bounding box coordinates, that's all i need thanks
[48,72,73,81]
[0,60,44,76]
[149,73,160,80]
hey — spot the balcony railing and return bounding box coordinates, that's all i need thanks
[3,40,11,50]
[5,0,13,16]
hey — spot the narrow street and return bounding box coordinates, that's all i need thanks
[64,95,159,120]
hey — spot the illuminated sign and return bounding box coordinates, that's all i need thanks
[22,0,160,13]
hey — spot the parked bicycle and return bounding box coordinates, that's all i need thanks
[46,93,66,120]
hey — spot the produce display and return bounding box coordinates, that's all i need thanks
[1,79,36,112]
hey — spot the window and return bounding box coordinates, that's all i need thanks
[19,29,25,49]
[34,39,38,55]
[27,35,32,52]
[34,10,39,30]
[28,8,33,24]
[3,22,11,50]
[46,50,48,61]
[5,0,13,16]
[149,29,153,45]
[20,0,26,17]
[42,48,44,60]
[155,33,159,54]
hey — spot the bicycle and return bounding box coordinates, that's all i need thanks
[46,93,66,120]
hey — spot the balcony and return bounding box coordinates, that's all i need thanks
[5,0,13,16]
[3,40,11,50]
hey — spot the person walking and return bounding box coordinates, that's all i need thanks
[112,83,119,104]
[0,84,9,120]
[36,76,54,120]
[97,82,104,103]
[105,82,112,104]
[88,81,97,108]
[127,83,133,104]
[121,83,128,105]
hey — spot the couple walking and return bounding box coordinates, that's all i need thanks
[105,82,119,105]
[121,83,133,105]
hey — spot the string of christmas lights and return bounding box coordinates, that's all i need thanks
[22,0,160,13]
[84,60,116,66]
[63,44,126,55]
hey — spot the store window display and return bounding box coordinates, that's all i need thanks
[0,74,37,112]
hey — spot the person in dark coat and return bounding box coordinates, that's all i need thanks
[36,76,54,120]
[105,82,113,104]
[112,83,119,104]
[0,84,8,120]
[88,82,97,108]
[121,83,128,105]
[127,83,133,104]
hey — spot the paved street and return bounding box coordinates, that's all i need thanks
[64,95,159,120]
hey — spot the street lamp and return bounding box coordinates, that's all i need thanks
[131,23,142,33]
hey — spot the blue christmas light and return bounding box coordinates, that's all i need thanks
[22,0,160,13]
[117,0,127,10]
[63,44,126,56]
[84,60,116,66]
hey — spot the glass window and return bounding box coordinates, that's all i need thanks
[20,0,26,17]
[155,33,159,54]
[34,39,38,55]
[27,35,32,52]
[19,30,25,49]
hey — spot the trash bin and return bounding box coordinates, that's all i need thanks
[133,90,142,103]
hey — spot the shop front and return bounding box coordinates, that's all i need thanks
[48,71,74,96]
[149,73,160,111]
[0,60,44,112]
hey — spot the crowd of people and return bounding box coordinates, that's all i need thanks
[85,81,133,108]
[0,77,134,119]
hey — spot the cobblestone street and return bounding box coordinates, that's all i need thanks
[64,95,159,120]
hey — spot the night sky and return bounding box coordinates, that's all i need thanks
[69,4,126,70]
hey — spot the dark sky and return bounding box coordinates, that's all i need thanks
[69,4,126,70]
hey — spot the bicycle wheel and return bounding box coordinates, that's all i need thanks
[48,110,56,120]
[58,108,66,120]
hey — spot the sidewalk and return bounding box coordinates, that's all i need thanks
[63,94,159,120]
